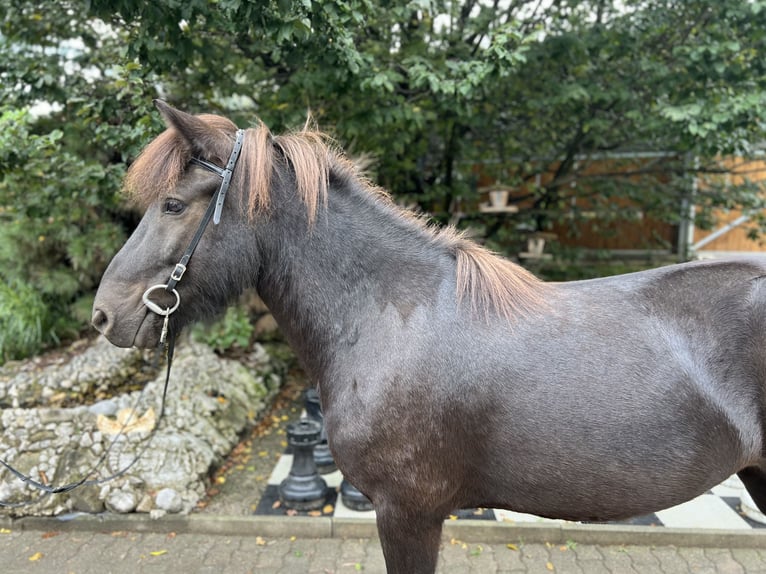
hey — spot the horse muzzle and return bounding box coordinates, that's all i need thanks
[92,284,176,348]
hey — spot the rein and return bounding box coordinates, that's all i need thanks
[0,129,245,508]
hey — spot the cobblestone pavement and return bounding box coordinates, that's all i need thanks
[2,527,766,574]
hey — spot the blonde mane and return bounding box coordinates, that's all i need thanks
[125,113,548,320]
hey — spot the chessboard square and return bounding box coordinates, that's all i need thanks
[711,474,744,497]
[323,469,344,489]
[655,494,751,530]
[268,453,294,484]
[334,493,377,520]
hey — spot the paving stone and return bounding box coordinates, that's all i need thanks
[730,547,766,573]
[679,546,717,574]
[622,544,662,570]
[704,548,745,574]
[545,545,583,573]
[651,545,691,574]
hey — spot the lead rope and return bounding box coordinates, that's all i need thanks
[0,129,244,508]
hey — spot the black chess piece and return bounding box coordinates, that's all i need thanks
[278,419,328,510]
[304,388,337,474]
[341,478,374,511]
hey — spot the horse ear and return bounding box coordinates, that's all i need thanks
[153,99,223,158]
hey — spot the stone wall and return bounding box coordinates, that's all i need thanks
[0,337,284,517]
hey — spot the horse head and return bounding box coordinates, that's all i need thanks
[92,101,260,348]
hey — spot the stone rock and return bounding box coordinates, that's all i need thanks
[69,485,105,514]
[155,488,183,513]
[136,493,154,513]
[105,490,137,514]
[0,337,287,518]
[89,399,118,417]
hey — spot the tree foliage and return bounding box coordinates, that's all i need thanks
[2,0,766,360]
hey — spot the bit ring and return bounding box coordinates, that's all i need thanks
[142,285,180,316]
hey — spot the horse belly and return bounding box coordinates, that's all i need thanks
[474,381,747,521]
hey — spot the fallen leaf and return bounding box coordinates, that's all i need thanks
[322,504,334,514]
[29,552,43,562]
[216,476,226,485]
[448,514,458,520]
[255,536,267,546]
[97,407,156,435]
[506,543,518,551]
[546,561,554,571]
[41,531,60,539]
[258,451,269,458]
[150,550,167,557]
[450,538,462,546]
[166,532,177,540]
[290,536,296,541]
[308,510,322,517]
[286,509,298,516]
[272,500,282,509]
[0,528,11,534]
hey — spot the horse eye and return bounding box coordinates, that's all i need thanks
[163,198,186,214]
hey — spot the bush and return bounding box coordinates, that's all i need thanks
[0,108,127,362]
[192,306,255,355]
[0,280,50,363]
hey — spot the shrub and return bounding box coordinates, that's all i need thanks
[0,108,127,362]
[192,306,255,355]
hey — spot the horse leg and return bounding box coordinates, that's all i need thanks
[375,504,443,574]
[738,467,766,513]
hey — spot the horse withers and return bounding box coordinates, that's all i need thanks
[93,101,766,573]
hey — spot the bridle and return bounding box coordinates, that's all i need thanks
[0,129,246,508]
[142,128,246,344]
[137,126,247,454]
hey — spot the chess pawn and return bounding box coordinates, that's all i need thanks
[341,478,374,512]
[278,419,328,510]
[304,388,337,474]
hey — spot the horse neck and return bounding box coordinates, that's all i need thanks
[255,179,447,378]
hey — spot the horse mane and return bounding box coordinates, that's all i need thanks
[125,112,548,320]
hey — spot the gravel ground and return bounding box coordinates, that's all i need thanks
[197,367,309,516]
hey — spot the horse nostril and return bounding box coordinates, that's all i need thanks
[91,308,110,334]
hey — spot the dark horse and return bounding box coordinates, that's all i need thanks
[93,102,766,573]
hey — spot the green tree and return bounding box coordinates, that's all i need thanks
[0,3,163,360]
[2,0,766,361]
[86,0,766,241]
